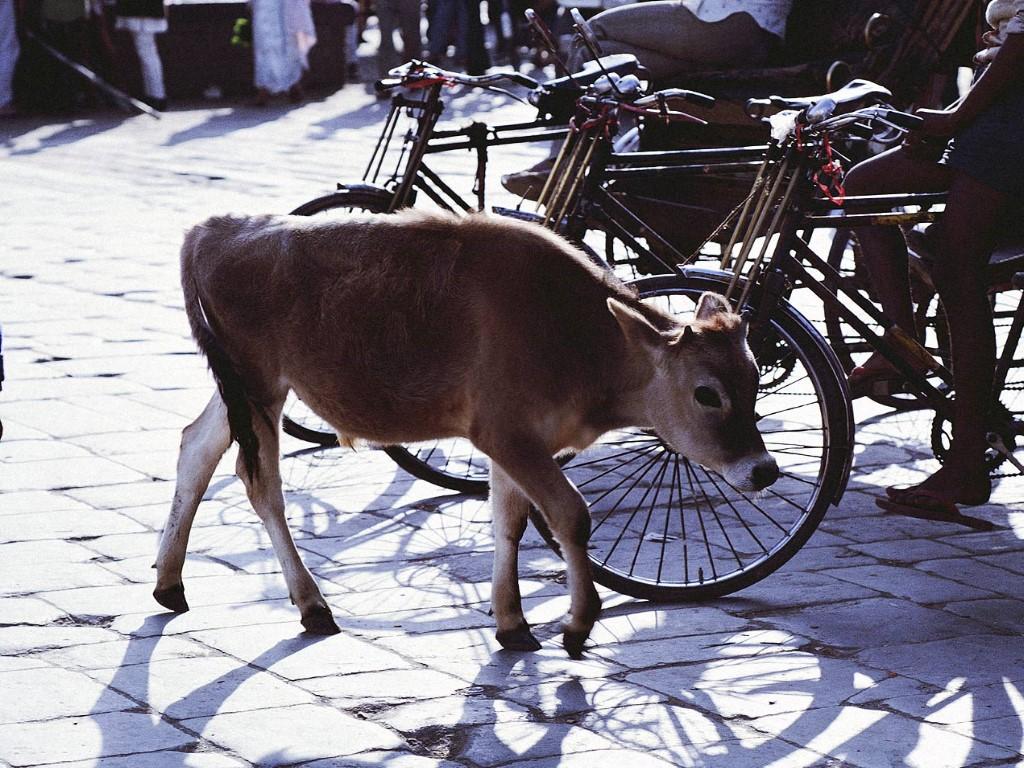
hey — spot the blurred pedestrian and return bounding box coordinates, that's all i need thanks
[375,0,420,78]
[252,0,317,104]
[0,0,18,116]
[426,0,486,73]
[115,0,167,110]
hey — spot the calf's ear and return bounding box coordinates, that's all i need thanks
[607,298,664,353]
[695,292,732,321]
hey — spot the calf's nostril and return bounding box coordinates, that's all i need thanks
[751,459,779,490]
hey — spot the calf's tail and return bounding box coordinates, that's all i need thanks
[181,227,261,479]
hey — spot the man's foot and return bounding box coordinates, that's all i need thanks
[251,88,272,107]
[0,102,17,118]
[876,464,992,529]
[501,157,555,202]
[288,83,305,104]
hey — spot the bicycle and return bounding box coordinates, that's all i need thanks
[536,95,1024,601]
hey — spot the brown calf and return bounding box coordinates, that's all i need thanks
[155,209,776,656]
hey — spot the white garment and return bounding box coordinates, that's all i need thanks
[977,0,1024,63]
[0,0,18,108]
[252,0,317,93]
[115,16,168,33]
[680,0,793,39]
[127,30,166,99]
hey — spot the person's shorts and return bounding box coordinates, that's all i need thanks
[941,83,1024,197]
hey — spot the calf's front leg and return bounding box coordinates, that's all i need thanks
[486,437,601,659]
[490,464,541,651]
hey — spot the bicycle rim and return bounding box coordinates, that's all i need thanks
[561,273,851,600]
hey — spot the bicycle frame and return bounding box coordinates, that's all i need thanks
[723,132,1024,452]
[361,81,568,213]
[511,93,771,274]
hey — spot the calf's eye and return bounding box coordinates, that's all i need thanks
[694,386,722,408]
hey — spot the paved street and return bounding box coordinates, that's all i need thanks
[2,75,1024,768]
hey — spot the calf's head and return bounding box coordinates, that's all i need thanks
[609,292,778,492]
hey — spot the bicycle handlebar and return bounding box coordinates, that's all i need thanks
[376,61,541,94]
[807,106,923,135]
[877,108,924,130]
[633,88,715,109]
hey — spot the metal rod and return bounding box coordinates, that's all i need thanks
[365,103,401,183]
[550,136,599,229]
[726,151,791,283]
[541,132,588,224]
[721,148,775,269]
[737,169,801,305]
[25,30,158,118]
[535,130,576,214]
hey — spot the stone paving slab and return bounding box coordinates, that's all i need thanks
[2,70,1024,768]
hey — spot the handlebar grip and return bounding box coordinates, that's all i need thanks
[503,72,542,89]
[374,77,403,93]
[682,90,715,108]
[881,109,924,130]
[746,97,772,119]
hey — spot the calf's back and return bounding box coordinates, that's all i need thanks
[181,210,664,445]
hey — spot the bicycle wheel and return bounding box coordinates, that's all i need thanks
[561,271,853,601]
[285,188,491,494]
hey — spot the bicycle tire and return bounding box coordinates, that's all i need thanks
[284,188,492,495]
[562,271,853,601]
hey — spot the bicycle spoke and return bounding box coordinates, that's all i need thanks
[573,442,662,494]
[701,466,769,556]
[691,467,743,569]
[589,448,667,536]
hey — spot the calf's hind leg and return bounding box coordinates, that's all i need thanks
[485,437,601,659]
[238,398,339,635]
[154,393,232,613]
[490,465,542,651]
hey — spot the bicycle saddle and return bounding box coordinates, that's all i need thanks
[747,79,893,119]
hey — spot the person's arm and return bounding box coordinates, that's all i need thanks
[915,25,1024,137]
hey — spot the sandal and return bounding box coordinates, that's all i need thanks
[847,364,907,399]
[876,487,995,531]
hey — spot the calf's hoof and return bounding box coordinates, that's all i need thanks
[496,621,542,652]
[301,605,341,635]
[153,584,189,614]
[562,629,589,659]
